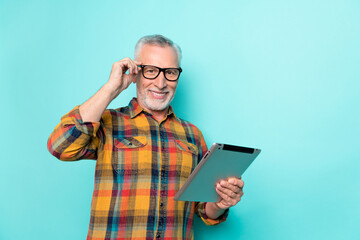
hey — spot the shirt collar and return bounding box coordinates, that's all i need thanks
[129,97,176,119]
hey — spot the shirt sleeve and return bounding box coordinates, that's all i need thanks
[47,105,102,161]
[194,128,230,225]
[195,202,229,225]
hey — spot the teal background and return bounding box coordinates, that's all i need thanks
[1,0,359,239]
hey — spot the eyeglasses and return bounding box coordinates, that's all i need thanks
[138,65,182,81]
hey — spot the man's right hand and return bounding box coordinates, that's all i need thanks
[106,57,141,100]
[79,57,141,122]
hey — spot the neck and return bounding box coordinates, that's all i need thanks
[135,98,170,122]
[139,102,169,122]
[146,106,169,122]
[152,111,167,122]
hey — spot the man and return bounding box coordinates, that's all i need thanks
[47,34,244,239]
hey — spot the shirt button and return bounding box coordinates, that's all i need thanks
[160,202,163,207]
[156,233,161,238]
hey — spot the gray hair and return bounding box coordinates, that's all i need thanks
[134,34,182,65]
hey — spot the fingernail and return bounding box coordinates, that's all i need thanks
[229,179,235,184]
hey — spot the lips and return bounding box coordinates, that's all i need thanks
[149,90,168,99]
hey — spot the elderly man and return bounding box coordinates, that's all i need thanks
[47,34,244,240]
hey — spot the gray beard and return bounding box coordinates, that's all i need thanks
[138,92,174,112]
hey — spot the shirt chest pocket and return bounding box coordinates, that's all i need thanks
[112,136,149,175]
[174,139,199,180]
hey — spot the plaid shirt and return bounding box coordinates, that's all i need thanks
[47,98,228,240]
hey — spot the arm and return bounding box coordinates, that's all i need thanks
[47,57,141,160]
[79,58,141,122]
[47,107,101,160]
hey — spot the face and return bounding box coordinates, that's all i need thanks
[135,44,179,114]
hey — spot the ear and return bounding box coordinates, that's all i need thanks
[133,74,139,84]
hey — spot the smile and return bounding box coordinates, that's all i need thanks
[149,90,168,99]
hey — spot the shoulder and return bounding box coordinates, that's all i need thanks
[174,116,205,140]
[176,116,200,130]
[101,106,131,125]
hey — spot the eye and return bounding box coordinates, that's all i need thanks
[166,69,178,75]
[144,67,158,74]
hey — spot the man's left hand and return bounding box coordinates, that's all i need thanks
[215,177,244,209]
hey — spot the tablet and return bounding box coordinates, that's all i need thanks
[174,143,261,202]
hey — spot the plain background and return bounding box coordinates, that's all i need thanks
[1,0,359,239]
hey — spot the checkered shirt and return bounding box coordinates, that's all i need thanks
[47,98,228,240]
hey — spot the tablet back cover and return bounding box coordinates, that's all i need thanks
[174,143,261,202]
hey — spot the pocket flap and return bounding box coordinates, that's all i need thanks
[175,139,198,155]
[114,136,147,149]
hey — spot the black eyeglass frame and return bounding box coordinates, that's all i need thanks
[138,65,183,81]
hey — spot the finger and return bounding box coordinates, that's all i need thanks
[119,58,141,75]
[123,60,134,75]
[130,60,138,75]
[215,187,237,207]
[217,182,239,199]
[216,187,232,203]
[118,58,136,73]
[219,180,241,194]
[130,61,140,75]
[216,185,243,204]
[128,64,135,75]
[222,181,243,198]
[134,62,141,75]
[228,177,244,189]
[133,60,142,69]
[117,61,130,74]
[124,58,139,75]
[110,62,126,79]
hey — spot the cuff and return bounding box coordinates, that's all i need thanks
[195,202,229,226]
[60,105,101,137]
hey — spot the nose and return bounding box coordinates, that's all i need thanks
[153,71,167,89]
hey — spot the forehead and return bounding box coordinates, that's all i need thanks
[137,44,179,68]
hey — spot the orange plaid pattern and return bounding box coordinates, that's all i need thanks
[47,98,228,239]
